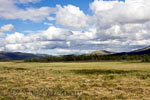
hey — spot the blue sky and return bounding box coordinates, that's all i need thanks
[1,0,150,55]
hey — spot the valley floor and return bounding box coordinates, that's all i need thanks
[0,61,150,100]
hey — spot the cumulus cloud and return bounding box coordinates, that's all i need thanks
[5,44,25,51]
[41,26,73,41]
[0,24,14,32]
[0,0,55,21]
[51,48,94,55]
[1,0,150,55]
[3,25,98,53]
[47,17,55,21]
[56,5,89,29]
[86,0,150,50]
[17,0,41,4]
[4,26,73,51]
[90,0,150,27]
[6,32,26,44]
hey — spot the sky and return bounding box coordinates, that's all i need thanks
[0,0,150,55]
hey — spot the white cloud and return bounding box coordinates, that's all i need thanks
[0,38,5,46]
[47,17,55,21]
[70,28,97,40]
[90,0,150,27]
[6,32,26,44]
[18,7,54,22]
[56,5,89,29]
[5,44,25,51]
[44,22,53,26]
[0,0,55,21]
[4,26,73,51]
[17,0,41,4]
[85,0,150,50]
[0,32,4,36]
[0,24,14,32]
[130,40,150,46]
[1,0,150,55]
[51,48,94,55]
[2,25,150,54]
[41,26,73,41]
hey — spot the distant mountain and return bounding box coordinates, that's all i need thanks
[1,46,150,60]
[88,50,115,56]
[112,46,150,56]
[85,46,150,56]
[132,46,150,53]
[0,51,50,60]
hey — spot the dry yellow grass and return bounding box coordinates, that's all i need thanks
[0,61,150,100]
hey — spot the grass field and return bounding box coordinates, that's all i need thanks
[0,61,150,100]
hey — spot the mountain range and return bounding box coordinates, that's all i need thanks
[0,51,49,60]
[89,50,115,55]
[112,46,150,56]
[0,46,150,60]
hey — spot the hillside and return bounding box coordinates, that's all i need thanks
[132,46,150,53]
[89,50,115,56]
[113,46,150,56]
[0,51,49,60]
[0,46,150,60]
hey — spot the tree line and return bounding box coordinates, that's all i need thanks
[24,54,150,62]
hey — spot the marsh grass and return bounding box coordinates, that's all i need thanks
[70,69,140,75]
[0,61,150,100]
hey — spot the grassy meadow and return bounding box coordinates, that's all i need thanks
[0,61,150,100]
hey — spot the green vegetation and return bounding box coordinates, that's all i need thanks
[0,61,150,99]
[24,54,150,62]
